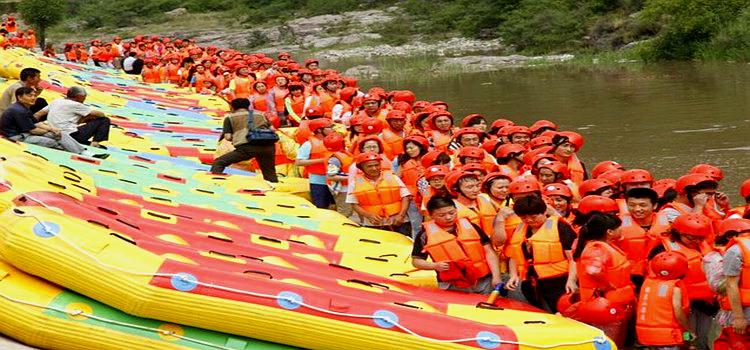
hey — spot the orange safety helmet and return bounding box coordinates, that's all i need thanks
[430,100,449,109]
[323,132,345,152]
[507,125,531,137]
[453,127,484,142]
[591,160,624,179]
[598,169,625,187]
[538,161,570,179]
[391,90,416,104]
[428,111,454,128]
[529,119,558,134]
[672,213,713,237]
[421,149,449,168]
[578,178,613,196]
[305,106,326,119]
[361,118,383,135]
[481,139,502,156]
[718,218,750,237]
[555,131,584,150]
[689,164,724,182]
[675,173,716,194]
[460,163,488,177]
[509,178,541,196]
[650,251,689,280]
[402,135,429,151]
[741,178,750,199]
[445,171,479,196]
[577,195,619,215]
[543,183,573,199]
[457,146,485,160]
[385,110,407,120]
[391,101,412,113]
[495,143,526,159]
[490,118,515,132]
[528,150,556,169]
[308,117,333,132]
[425,165,449,180]
[461,114,485,128]
[528,136,553,150]
[482,172,514,191]
[620,169,653,185]
[355,151,381,166]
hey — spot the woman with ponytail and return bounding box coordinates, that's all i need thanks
[566,212,635,348]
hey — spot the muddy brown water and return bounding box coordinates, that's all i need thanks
[367,62,750,205]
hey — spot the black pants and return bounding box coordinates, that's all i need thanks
[70,117,111,144]
[521,275,568,313]
[211,143,278,183]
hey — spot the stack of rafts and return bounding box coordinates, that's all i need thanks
[0,48,614,350]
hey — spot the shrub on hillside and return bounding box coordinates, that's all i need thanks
[499,0,586,53]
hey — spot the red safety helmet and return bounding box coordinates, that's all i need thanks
[391,101,412,113]
[430,100,449,109]
[495,143,526,159]
[482,172,513,191]
[571,297,622,324]
[461,114,485,128]
[425,165,449,180]
[675,173,717,194]
[538,161,569,178]
[591,161,624,179]
[507,125,532,137]
[598,169,625,187]
[650,251,689,280]
[620,169,654,185]
[528,151,556,169]
[529,120,558,134]
[689,164,724,182]
[304,58,319,66]
[491,119,515,132]
[323,133,345,152]
[509,178,541,196]
[339,87,358,103]
[481,139,501,155]
[578,178,613,196]
[497,125,515,138]
[673,213,713,237]
[457,146,484,160]
[305,106,326,118]
[445,171,479,196]
[543,183,573,199]
[461,163,488,177]
[308,117,333,132]
[741,179,750,199]
[577,195,619,215]
[453,127,484,143]
[402,135,429,151]
[361,118,383,135]
[355,151,381,166]
[421,150,449,168]
[528,136,553,150]
[428,111,454,128]
[555,131,584,150]
[385,110,407,120]
[391,90,416,104]
[718,218,750,237]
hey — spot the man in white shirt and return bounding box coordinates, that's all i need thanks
[123,51,137,74]
[34,86,111,148]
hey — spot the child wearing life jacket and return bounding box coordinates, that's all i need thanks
[636,251,693,349]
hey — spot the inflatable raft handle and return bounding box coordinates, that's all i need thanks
[523,320,546,324]
[365,256,388,262]
[110,232,136,245]
[96,206,119,216]
[358,238,381,245]
[329,263,353,271]
[475,302,504,310]
[258,236,282,244]
[347,279,390,290]
[243,270,273,279]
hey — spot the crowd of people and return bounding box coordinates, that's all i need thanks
[0,16,38,51]
[2,26,750,349]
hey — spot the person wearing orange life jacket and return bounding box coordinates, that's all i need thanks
[347,135,392,181]
[346,151,412,235]
[551,131,588,187]
[567,212,635,348]
[529,119,558,138]
[646,213,717,350]
[542,183,574,223]
[690,164,732,226]
[190,64,213,93]
[660,173,728,226]
[427,111,455,152]
[248,81,273,113]
[310,76,340,118]
[381,110,408,159]
[636,252,693,349]
[461,114,489,135]
[455,145,497,174]
[445,171,498,237]
[284,82,306,126]
[296,117,335,208]
[141,59,163,83]
[535,161,578,202]
[24,29,36,50]
[395,135,429,238]
[228,65,255,99]
[494,143,526,179]
[452,127,497,168]
[617,188,672,290]
[492,178,544,253]
[323,132,353,217]
[713,218,750,349]
[165,56,182,84]
[504,195,578,312]
[507,125,532,147]
[728,179,750,219]
[419,164,451,217]
[617,168,654,215]
[268,75,289,125]
[4,16,17,33]
[411,196,502,294]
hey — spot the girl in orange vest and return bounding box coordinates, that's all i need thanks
[542,183,574,222]
[229,66,255,99]
[551,131,587,186]
[395,135,429,197]
[569,212,636,348]
[165,56,182,84]
[24,29,36,49]
[419,163,451,217]
[284,83,306,126]
[269,75,289,125]
[63,43,77,62]
[249,81,272,112]
[636,252,692,349]
[141,59,163,83]
[427,111,455,152]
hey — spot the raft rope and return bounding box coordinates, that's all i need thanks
[0,181,608,349]
[0,290,243,350]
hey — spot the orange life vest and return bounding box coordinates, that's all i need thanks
[397,158,423,196]
[194,72,212,92]
[720,235,750,310]
[422,218,491,288]
[251,93,269,112]
[455,194,497,235]
[327,151,353,187]
[566,154,586,186]
[636,278,690,346]
[660,202,692,216]
[274,142,294,166]
[381,128,405,159]
[506,216,569,280]
[286,96,305,120]
[577,241,635,305]
[351,171,404,218]
[616,213,671,276]
[166,63,181,84]
[78,50,89,62]
[293,120,312,145]
[65,51,77,62]
[272,88,287,113]
[24,35,36,49]
[305,136,330,176]
[142,67,162,83]
[662,239,715,302]
[429,130,452,152]
[232,76,254,99]
[318,92,338,115]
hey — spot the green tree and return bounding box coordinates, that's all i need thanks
[18,0,66,49]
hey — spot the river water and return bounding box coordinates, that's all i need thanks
[367,62,750,204]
